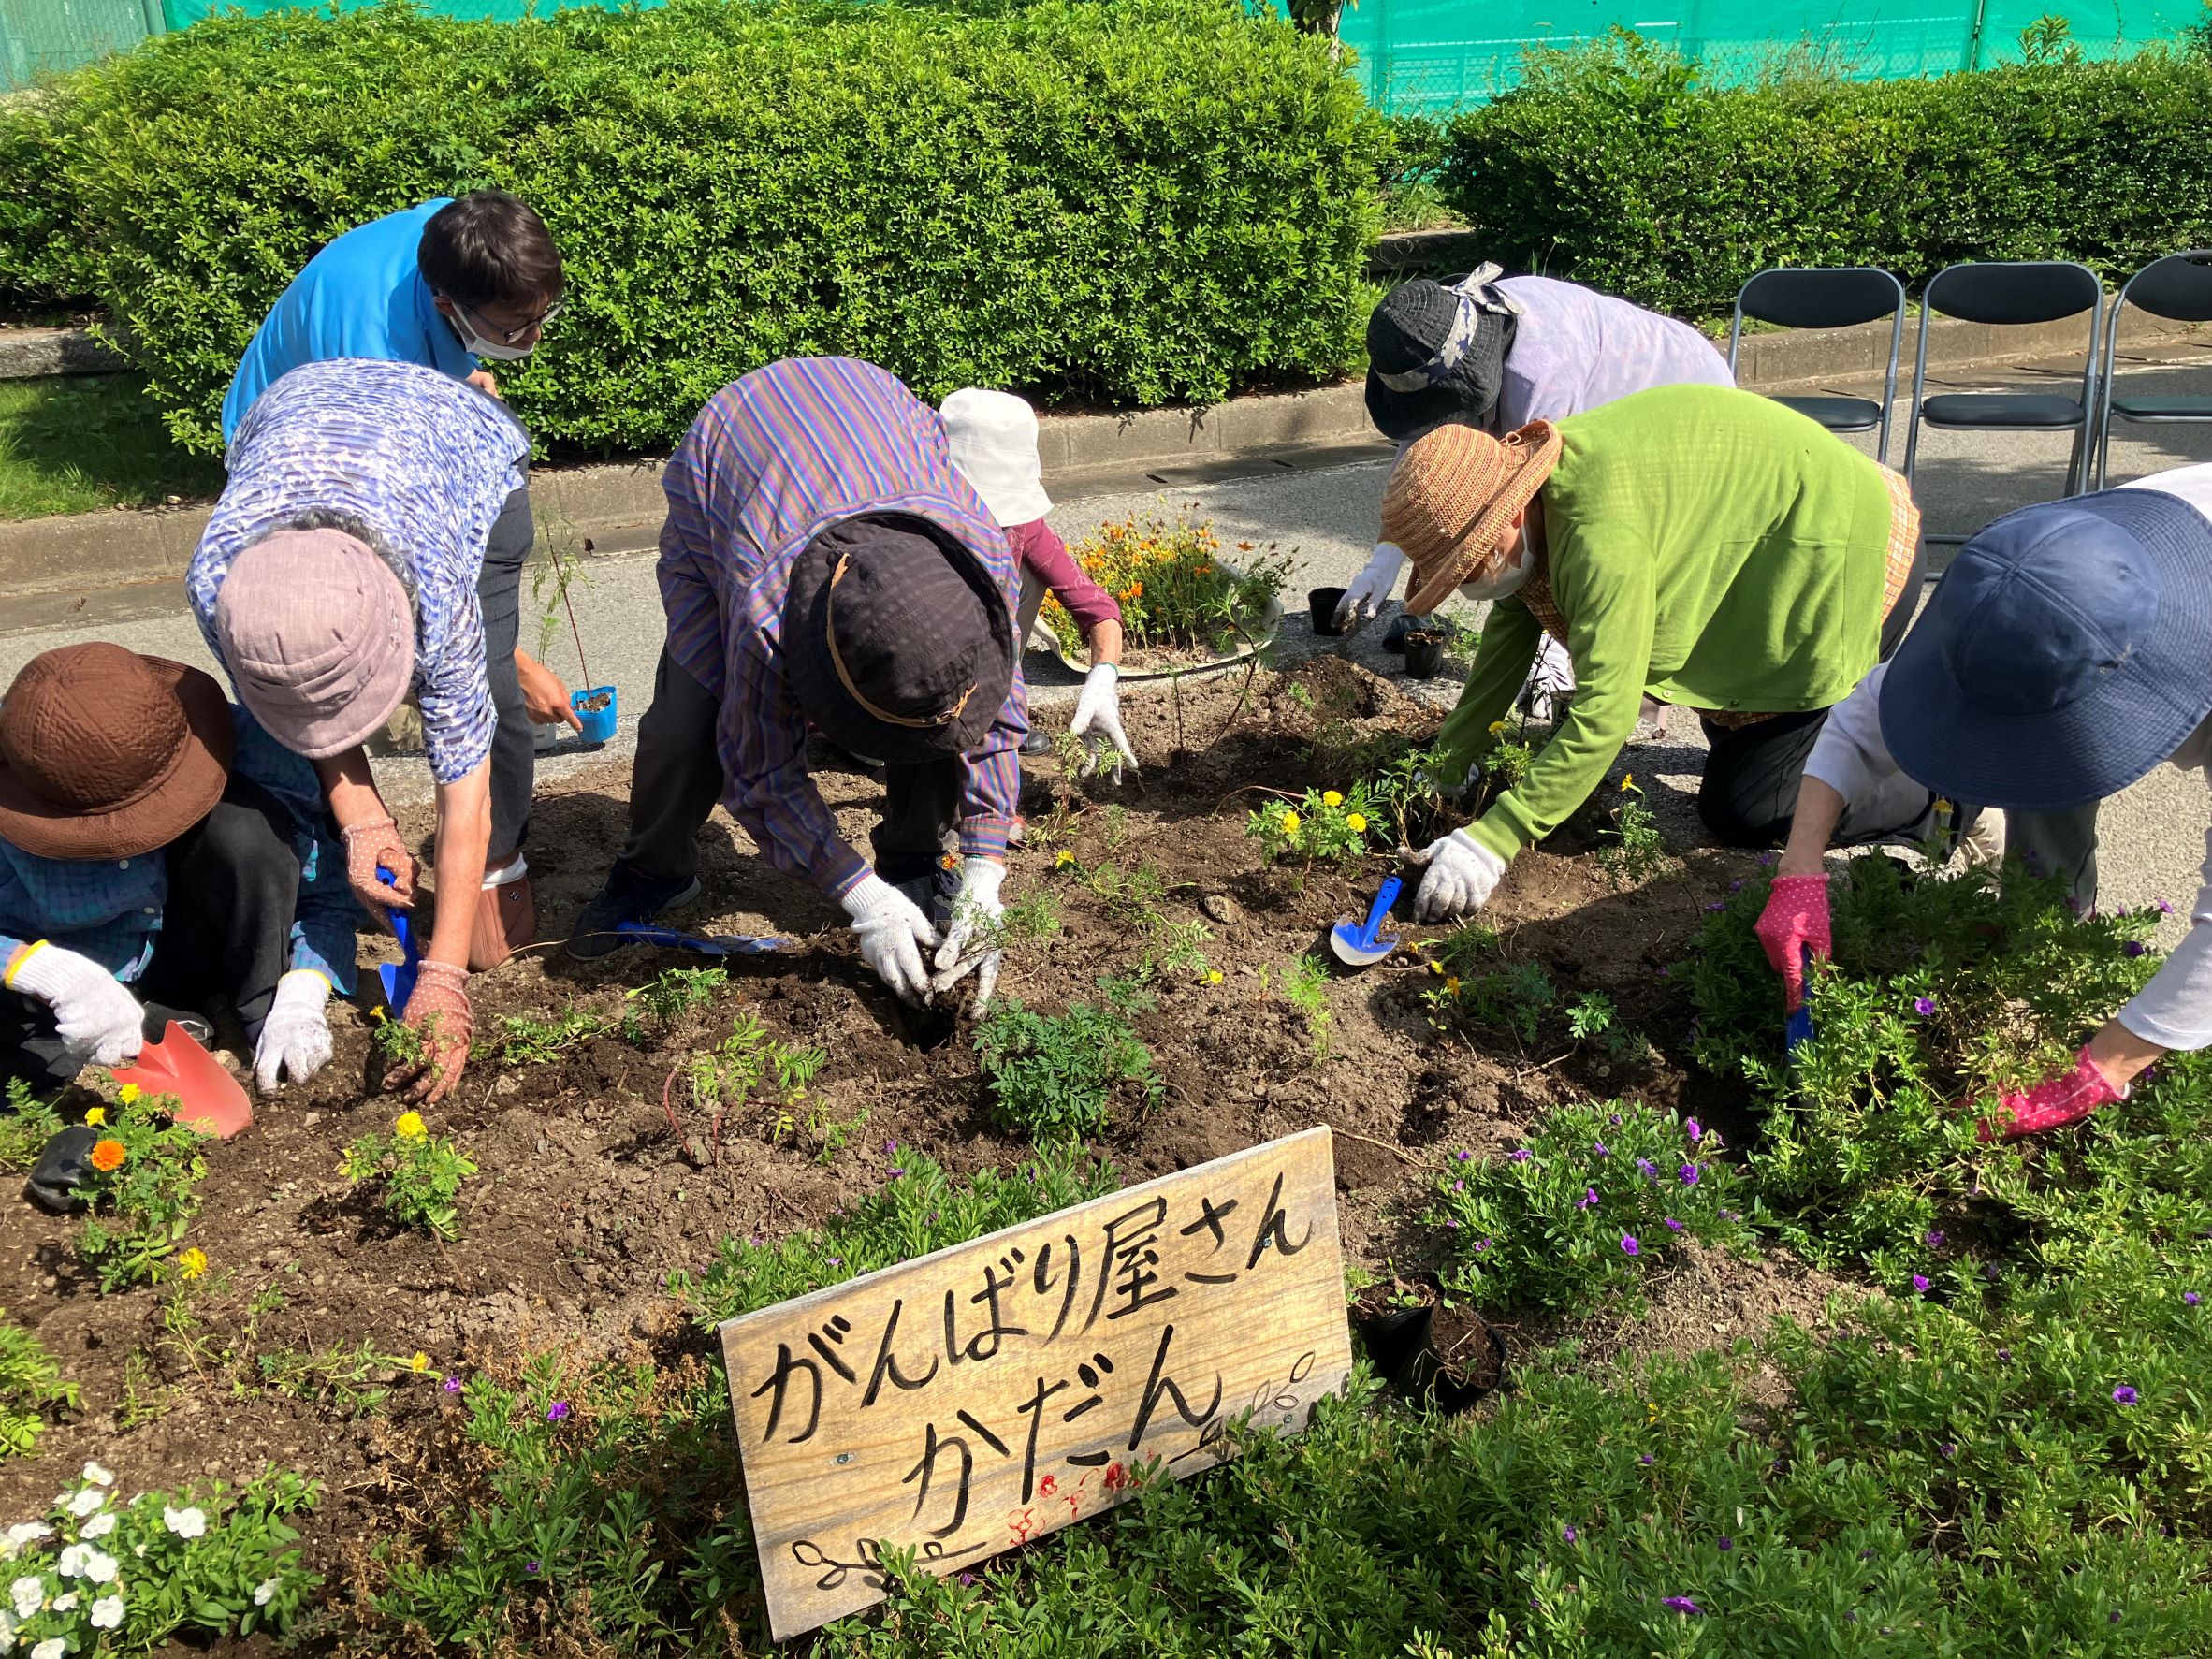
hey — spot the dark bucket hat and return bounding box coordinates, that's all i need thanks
[783,513,1015,765]
[1364,272,1518,444]
[1880,488,2212,810]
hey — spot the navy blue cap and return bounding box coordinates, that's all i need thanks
[1881,488,2212,810]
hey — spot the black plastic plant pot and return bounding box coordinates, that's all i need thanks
[1404,631,1446,679]
[1308,587,1346,636]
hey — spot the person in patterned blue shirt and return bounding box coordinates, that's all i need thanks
[0,645,359,1209]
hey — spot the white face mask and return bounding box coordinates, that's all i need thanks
[1458,537,1532,603]
[441,299,538,362]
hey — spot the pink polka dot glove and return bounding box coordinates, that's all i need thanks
[1753,874,1831,1013]
[1976,1043,2122,1142]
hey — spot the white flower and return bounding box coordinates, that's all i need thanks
[160,1507,206,1541]
[253,1578,280,1607]
[48,1594,74,1614]
[2,1525,50,1556]
[89,1594,124,1630]
[31,1639,64,1659]
[7,1579,38,1619]
[80,1463,113,1490]
[55,1544,89,1579]
[77,1514,114,1542]
[65,1490,104,1520]
[81,1552,116,1586]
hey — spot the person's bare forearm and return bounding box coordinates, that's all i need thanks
[313,747,389,830]
[1086,618,1125,670]
[1776,777,1848,879]
[427,764,493,969]
[2087,1019,2168,1090]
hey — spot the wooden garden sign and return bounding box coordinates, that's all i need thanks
[719,1127,1353,1638]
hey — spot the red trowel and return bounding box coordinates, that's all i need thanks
[111,1021,254,1140]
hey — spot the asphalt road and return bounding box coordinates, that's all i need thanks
[7,352,2209,941]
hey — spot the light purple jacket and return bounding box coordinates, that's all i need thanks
[1492,275,1733,430]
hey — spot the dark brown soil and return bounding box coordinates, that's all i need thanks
[0,660,1773,1604]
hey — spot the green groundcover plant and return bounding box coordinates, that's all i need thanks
[0,0,1383,455]
[1447,31,2212,318]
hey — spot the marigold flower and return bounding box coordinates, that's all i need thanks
[177,1247,207,1281]
[1620,775,1634,791]
[1280,810,1301,836]
[1321,791,1343,808]
[940,851,959,871]
[116,1083,140,1106]
[1346,813,1367,833]
[88,1139,126,1174]
[1488,720,1507,735]
[1445,977,1461,996]
[1203,970,1224,986]
[409,1352,430,1373]
[83,1107,105,1128]
[394,1111,427,1140]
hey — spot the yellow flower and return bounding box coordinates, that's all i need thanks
[1647,1400,1661,1424]
[394,1111,428,1141]
[1055,849,1077,869]
[177,1247,207,1281]
[1488,720,1507,735]
[1321,791,1343,808]
[1280,810,1301,836]
[409,1351,431,1373]
[1934,797,1954,814]
[1428,960,1444,976]
[1203,969,1224,986]
[1346,813,1368,834]
[1445,977,1462,996]
[939,851,960,872]
[1620,775,1635,792]
[83,1107,105,1128]
[117,1083,140,1106]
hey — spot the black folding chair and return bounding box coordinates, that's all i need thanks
[2093,250,2212,489]
[1901,261,2103,521]
[1727,267,1908,464]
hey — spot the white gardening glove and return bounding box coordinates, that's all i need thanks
[842,874,941,1006]
[1068,663,1138,778]
[253,969,333,1091]
[7,942,144,1066]
[1333,542,1409,633]
[932,857,1007,1007]
[1409,830,1509,922]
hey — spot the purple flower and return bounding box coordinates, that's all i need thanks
[2159,898,2176,915]
[960,1573,978,1588]
[2187,1292,2202,1306]
[2123,939,2150,959]
[1657,965,1671,978]
[442,1375,462,1394]
[1661,1596,1703,1616]
[1639,1452,1654,1465]
[1703,901,1727,912]
[1637,1158,1659,1178]
[2114,1385,2139,1405]
[1455,1150,1473,1163]
[1914,997,1936,1016]
[887,1168,906,1179]
[1925,1230,1944,1248]
[525,1560,542,1576]
[1717,1536,1734,1552]
[1996,1347,2012,1362]
[1685,1118,1703,1143]
[1593,1142,1609,1157]
[1939,1442,1956,1459]
[1665,1217,1684,1232]
[1912,1274,1930,1293]
[1508,1148,1532,1163]
[1563,1524,1579,1543]
[546,1402,571,1422]
[1720,1210,1739,1222]
[1446,1218,1462,1230]
[886,1140,899,1154]
[827,1257,844,1267]
[1609,1113,1623,1124]
[1621,1235,1641,1257]
[1451,1179,1465,1191]
[1679,1164,1700,1186]
[1758,851,1777,866]
[1476,1237,1492,1252]
[1578,1187,1600,1210]
[1729,879,1744,892]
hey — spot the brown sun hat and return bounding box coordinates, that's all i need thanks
[0,643,234,860]
[1383,419,1564,616]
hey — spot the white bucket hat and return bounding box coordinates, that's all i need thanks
[940,387,1052,527]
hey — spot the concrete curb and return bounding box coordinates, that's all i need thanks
[2,311,2202,600]
[0,325,127,378]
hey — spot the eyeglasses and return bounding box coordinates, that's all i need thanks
[444,294,564,346]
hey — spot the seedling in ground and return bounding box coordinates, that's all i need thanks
[1246,785,1378,872]
[70,1084,209,1291]
[1279,952,1333,1063]
[342,1111,476,1241]
[975,982,1163,1140]
[1597,773,1669,886]
[672,1012,834,1165]
[0,1315,76,1456]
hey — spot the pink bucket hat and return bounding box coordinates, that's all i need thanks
[212,527,415,759]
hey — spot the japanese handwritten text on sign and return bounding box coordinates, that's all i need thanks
[719,1128,1351,1638]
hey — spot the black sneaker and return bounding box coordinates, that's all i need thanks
[565,866,704,961]
[1019,728,1055,757]
[26,1125,95,1214]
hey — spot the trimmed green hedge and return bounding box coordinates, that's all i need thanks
[1445,32,2212,319]
[0,0,1385,455]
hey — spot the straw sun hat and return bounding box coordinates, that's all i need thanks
[1380,419,1564,616]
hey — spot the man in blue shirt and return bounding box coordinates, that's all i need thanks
[223,190,568,970]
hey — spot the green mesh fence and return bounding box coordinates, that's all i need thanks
[2,0,161,87]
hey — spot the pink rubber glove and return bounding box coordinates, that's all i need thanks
[1753,874,1831,1012]
[1975,1044,2121,1142]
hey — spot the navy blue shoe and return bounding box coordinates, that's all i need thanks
[566,865,703,961]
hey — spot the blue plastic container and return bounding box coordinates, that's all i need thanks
[573,685,618,745]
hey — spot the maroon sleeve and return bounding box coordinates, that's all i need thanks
[1010,518,1121,636]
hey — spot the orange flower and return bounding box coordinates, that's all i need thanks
[89,1138,127,1173]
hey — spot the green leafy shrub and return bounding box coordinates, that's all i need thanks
[71,1092,207,1292]
[1246,785,1378,867]
[0,1315,76,1457]
[1,1464,318,1651]
[1447,32,2212,318]
[342,1110,477,1242]
[3,0,1383,454]
[1689,853,2161,1281]
[975,987,1163,1139]
[1429,1099,1756,1315]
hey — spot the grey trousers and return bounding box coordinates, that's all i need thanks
[478,483,536,866]
[618,647,962,891]
[2006,805,2100,913]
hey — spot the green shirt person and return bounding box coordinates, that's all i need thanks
[1379,385,1927,921]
